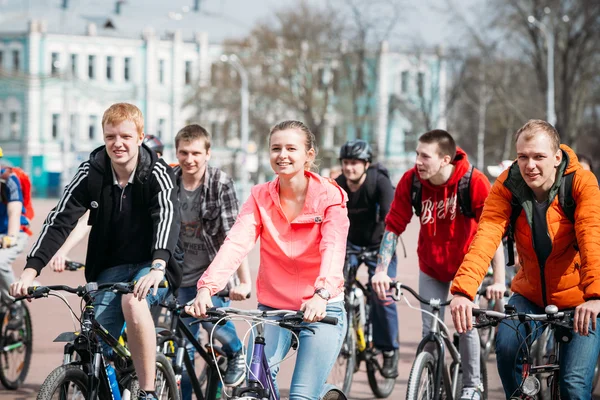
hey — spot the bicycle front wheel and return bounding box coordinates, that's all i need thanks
[36,365,88,400]
[0,302,33,390]
[327,308,356,394]
[366,349,396,398]
[155,353,181,400]
[406,351,436,400]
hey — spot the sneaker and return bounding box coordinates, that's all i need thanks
[459,386,482,400]
[223,351,246,386]
[138,390,159,400]
[381,350,399,379]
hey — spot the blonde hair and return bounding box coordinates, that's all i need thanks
[102,103,144,135]
[514,119,560,152]
[175,124,211,150]
[269,120,319,172]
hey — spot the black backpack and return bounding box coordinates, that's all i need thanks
[410,164,476,218]
[505,172,576,265]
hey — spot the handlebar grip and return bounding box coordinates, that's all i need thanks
[476,287,510,297]
[319,316,338,325]
[214,289,251,299]
[65,261,85,271]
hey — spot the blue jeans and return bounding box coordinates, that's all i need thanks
[177,286,243,400]
[346,242,399,350]
[256,302,346,400]
[94,263,170,356]
[496,294,600,399]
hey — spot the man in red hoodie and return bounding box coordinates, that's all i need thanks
[372,129,505,400]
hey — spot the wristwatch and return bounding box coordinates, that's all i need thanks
[150,262,166,273]
[314,288,331,301]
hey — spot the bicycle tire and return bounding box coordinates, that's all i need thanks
[366,349,396,398]
[406,351,436,400]
[36,364,89,400]
[154,352,181,400]
[327,307,356,394]
[0,302,33,390]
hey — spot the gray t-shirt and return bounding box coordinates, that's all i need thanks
[180,186,211,287]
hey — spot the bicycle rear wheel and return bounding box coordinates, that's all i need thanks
[36,365,88,400]
[0,302,33,390]
[366,349,396,398]
[327,307,356,394]
[406,351,436,400]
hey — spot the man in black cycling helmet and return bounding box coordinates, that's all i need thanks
[143,134,164,157]
[335,139,399,378]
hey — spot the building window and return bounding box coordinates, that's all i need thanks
[157,118,165,138]
[0,113,4,139]
[88,55,95,79]
[124,57,131,82]
[0,51,4,70]
[89,115,97,140]
[9,111,19,139]
[417,72,425,94]
[404,130,416,151]
[334,125,345,146]
[51,52,60,76]
[185,61,192,85]
[52,113,60,139]
[69,114,78,148]
[71,54,78,77]
[12,50,20,71]
[106,56,113,81]
[159,59,165,84]
[401,71,409,93]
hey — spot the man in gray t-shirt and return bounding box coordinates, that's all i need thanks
[173,124,251,397]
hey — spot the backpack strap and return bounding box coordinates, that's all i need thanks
[505,197,523,267]
[457,164,475,218]
[411,171,422,217]
[558,172,576,224]
[87,166,102,226]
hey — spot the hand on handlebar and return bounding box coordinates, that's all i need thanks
[300,294,328,323]
[371,271,392,301]
[47,251,69,272]
[450,295,478,334]
[229,282,251,301]
[185,287,213,318]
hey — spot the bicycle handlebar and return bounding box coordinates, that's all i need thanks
[65,260,85,271]
[390,281,452,307]
[476,287,511,297]
[472,308,574,329]
[201,307,338,326]
[15,280,169,301]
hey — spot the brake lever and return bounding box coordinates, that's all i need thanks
[280,321,315,335]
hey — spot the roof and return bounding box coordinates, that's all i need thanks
[0,0,250,43]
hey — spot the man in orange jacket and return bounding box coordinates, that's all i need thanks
[450,119,600,399]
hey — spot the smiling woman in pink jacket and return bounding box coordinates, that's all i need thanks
[186,120,349,399]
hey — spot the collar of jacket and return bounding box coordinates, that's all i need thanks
[89,143,156,185]
[503,147,570,224]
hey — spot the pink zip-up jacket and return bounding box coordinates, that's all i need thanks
[197,170,349,310]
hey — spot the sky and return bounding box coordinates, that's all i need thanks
[0,0,477,46]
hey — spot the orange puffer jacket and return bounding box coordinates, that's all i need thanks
[451,145,600,309]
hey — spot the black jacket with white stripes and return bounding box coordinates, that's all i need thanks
[26,144,182,289]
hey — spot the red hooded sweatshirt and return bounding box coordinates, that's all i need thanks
[385,148,491,282]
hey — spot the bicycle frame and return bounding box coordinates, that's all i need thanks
[415,300,462,400]
[243,323,278,399]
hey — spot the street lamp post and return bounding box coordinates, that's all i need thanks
[527,15,557,126]
[220,54,249,197]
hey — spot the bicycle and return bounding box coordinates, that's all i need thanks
[196,307,345,400]
[328,245,395,398]
[156,289,250,400]
[0,239,33,390]
[395,283,488,400]
[17,281,180,400]
[473,304,574,399]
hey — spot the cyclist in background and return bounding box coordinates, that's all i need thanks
[143,135,165,158]
[372,129,505,400]
[173,124,250,395]
[0,147,31,306]
[451,120,600,399]
[335,139,399,378]
[186,120,349,400]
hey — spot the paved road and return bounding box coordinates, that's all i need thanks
[2,198,599,399]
